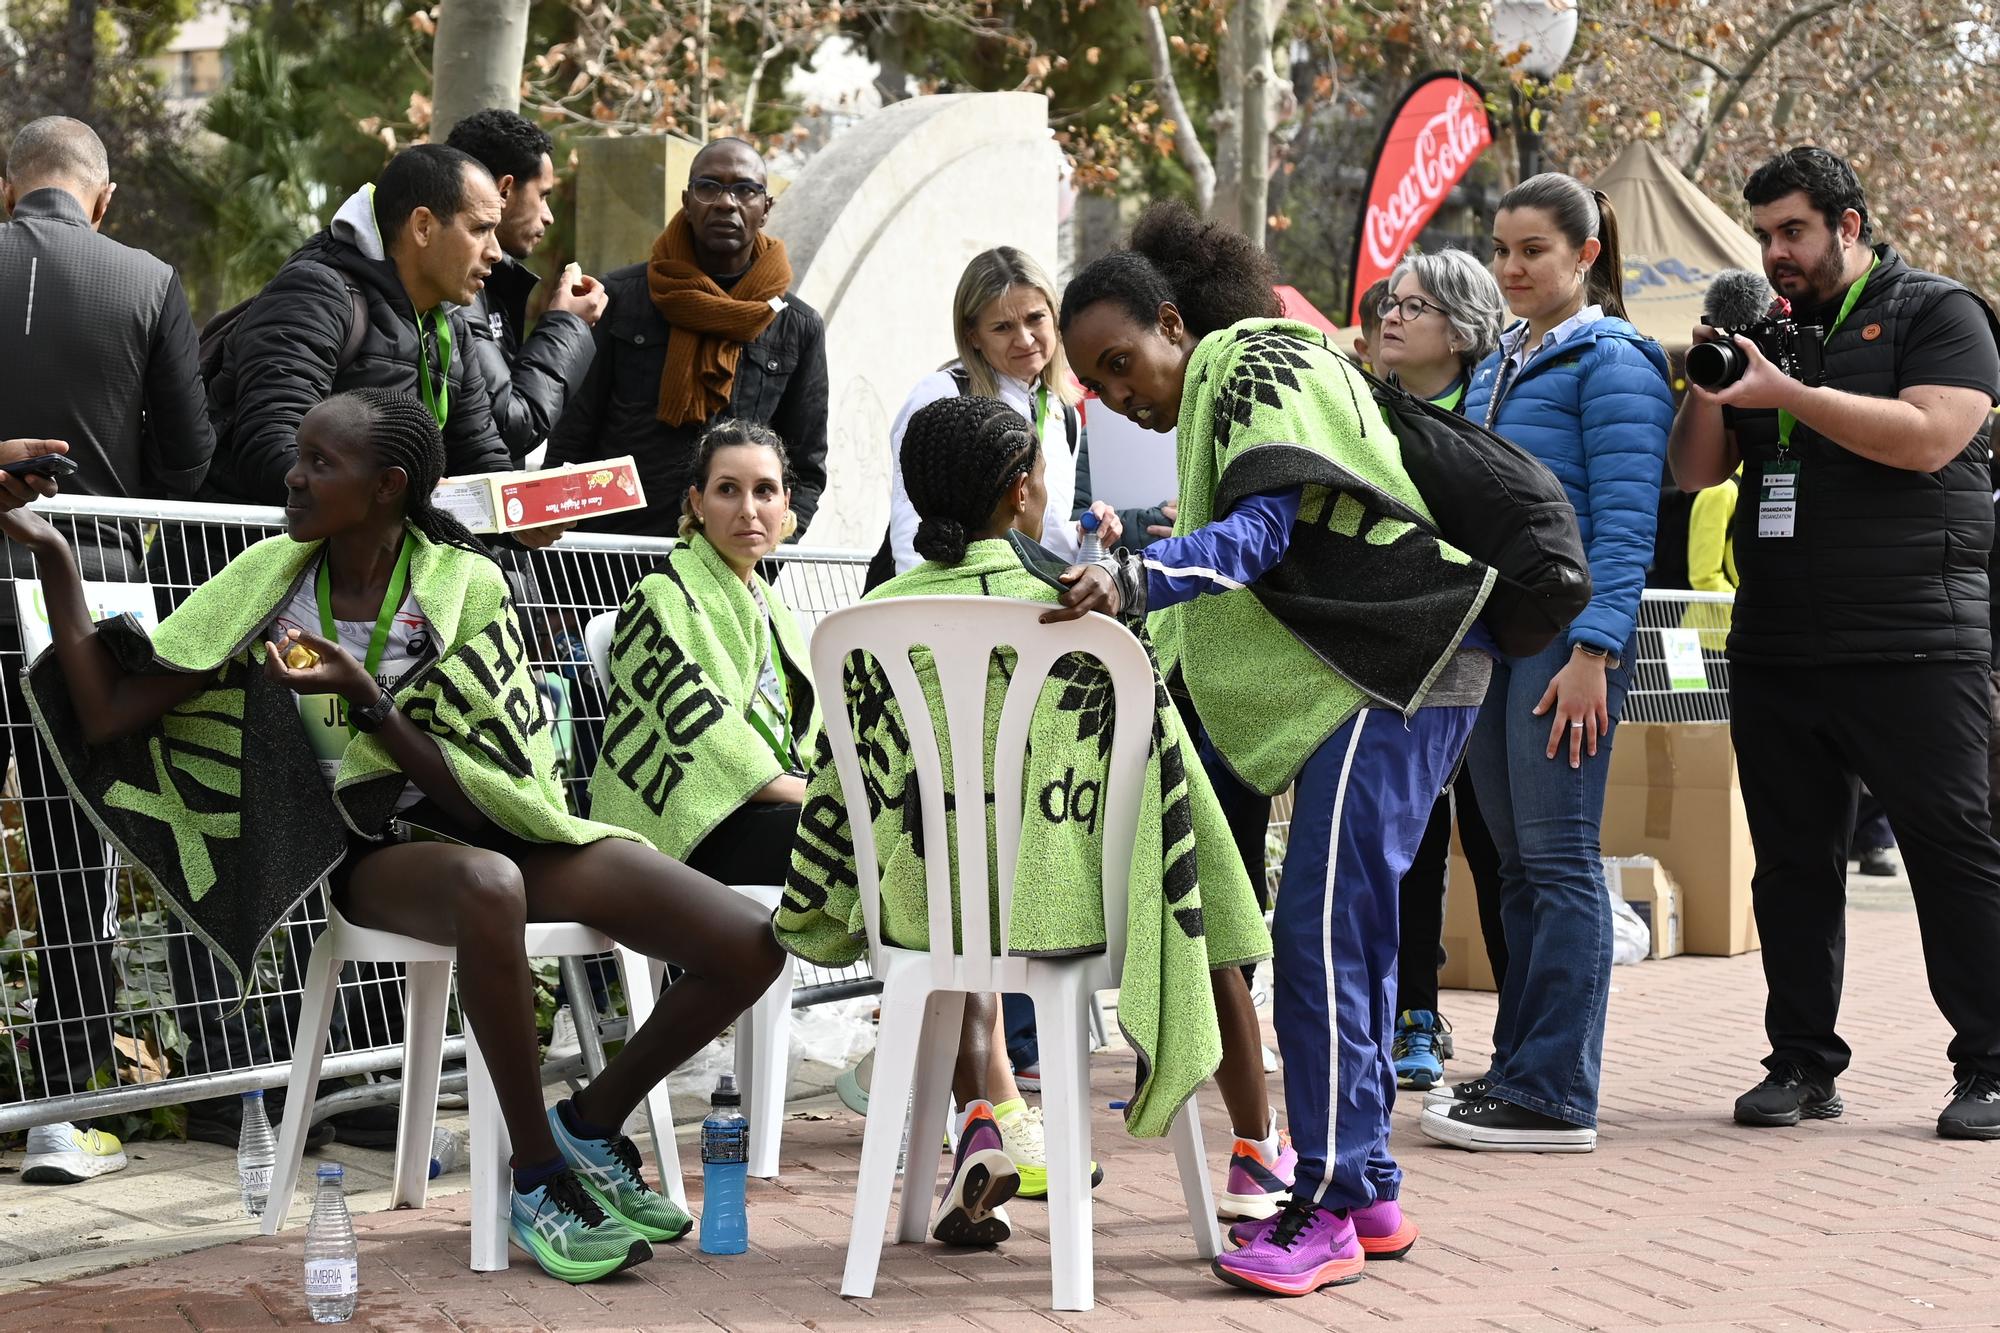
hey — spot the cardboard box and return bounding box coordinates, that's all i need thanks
[1601,722,1759,957]
[1438,825,1497,993]
[1605,855,1684,960]
[432,457,646,534]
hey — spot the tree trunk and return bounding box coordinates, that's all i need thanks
[1210,3,1242,227]
[63,0,95,116]
[1141,3,1214,214]
[1236,0,1276,245]
[431,0,533,140]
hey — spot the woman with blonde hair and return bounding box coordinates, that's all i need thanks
[884,246,1112,575]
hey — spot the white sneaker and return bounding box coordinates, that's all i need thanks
[993,1097,1100,1199]
[22,1122,129,1184]
[546,1004,582,1059]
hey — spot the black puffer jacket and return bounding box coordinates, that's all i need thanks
[205,186,511,504]
[1729,247,2000,665]
[544,260,828,538]
[462,257,594,467]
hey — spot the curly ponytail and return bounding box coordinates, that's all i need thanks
[901,395,1038,566]
[1059,201,1281,340]
[328,387,494,560]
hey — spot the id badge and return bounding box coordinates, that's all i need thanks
[301,693,349,763]
[1758,460,1800,539]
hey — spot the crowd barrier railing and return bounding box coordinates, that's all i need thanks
[0,495,878,1133]
[0,495,1733,1135]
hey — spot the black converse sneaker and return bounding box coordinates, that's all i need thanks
[1733,1063,1842,1127]
[1419,1095,1596,1152]
[1422,1075,1493,1112]
[1937,1071,2000,1141]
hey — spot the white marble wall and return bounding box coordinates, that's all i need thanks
[766,93,1059,553]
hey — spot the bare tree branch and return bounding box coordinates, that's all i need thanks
[1140,1,1215,213]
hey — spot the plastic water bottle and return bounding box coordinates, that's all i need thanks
[303,1164,359,1323]
[427,1126,466,1180]
[238,1090,276,1218]
[1079,509,1106,562]
[698,1074,750,1255]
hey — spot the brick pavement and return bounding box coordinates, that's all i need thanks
[4,903,1997,1332]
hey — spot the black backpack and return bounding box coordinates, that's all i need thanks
[1360,365,1592,657]
[862,365,1079,592]
[198,283,369,392]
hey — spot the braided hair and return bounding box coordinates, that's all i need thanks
[325,387,494,560]
[901,395,1037,565]
[1059,200,1281,341]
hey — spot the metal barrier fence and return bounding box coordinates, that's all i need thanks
[1627,589,1735,725]
[0,503,1733,1136]
[0,495,877,1133]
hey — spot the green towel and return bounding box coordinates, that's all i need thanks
[589,533,819,861]
[1160,317,1496,796]
[25,527,637,1004]
[775,539,1270,1137]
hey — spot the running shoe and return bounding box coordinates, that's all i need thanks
[547,1101,693,1242]
[509,1166,652,1283]
[21,1123,127,1184]
[932,1101,1018,1246]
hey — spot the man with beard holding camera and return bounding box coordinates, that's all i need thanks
[1670,146,2000,1140]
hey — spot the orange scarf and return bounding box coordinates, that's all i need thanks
[647,212,794,426]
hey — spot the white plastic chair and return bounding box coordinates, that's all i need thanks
[261,909,679,1271]
[584,609,794,1179]
[812,597,1222,1312]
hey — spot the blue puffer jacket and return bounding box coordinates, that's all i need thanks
[1463,317,1674,655]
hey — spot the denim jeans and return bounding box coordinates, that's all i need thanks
[1465,634,1636,1128]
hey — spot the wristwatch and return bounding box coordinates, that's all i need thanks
[348,684,396,734]
[1574,642,1623,670]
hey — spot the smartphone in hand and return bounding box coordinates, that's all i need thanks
[2,454,79,479]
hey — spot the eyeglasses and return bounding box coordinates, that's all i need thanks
[1378,294,1448,322]
[689,177,769,207]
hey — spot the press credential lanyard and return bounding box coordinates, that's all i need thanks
[1762,257,1876,541]
[1033,385,1050,441]
[316,533,415,736]
[414,311,453,428]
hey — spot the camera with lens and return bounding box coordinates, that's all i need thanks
[1686,315,1826,393]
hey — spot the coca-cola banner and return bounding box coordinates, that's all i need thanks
[1348,73,1496,325]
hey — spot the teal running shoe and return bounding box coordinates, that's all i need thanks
[548,1101,694,1243]
[510,1167,652,1283]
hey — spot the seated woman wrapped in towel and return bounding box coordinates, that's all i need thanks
[2,387,784,1287]
[774,393,1281,1249]
[587,419,1080,1211]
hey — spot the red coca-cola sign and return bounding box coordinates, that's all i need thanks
[1348,74,1496,326]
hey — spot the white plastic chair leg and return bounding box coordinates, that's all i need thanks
[1170,1095,1222,1259]
[262,935,342,1235]
[389,959,452,1210]
[1034,971,1097,1312]
[840,973,931,1299]
[896,991,964,1244]
[736,958,794,1179]
[613,945,683,1208]
[1088,993,1109,1052]
[465,1022,512,1272]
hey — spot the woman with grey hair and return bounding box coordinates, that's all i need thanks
[1375,249,1506,411]
[1375,248,1510,1095]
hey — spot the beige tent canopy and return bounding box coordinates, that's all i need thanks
[1595,141,1763,350]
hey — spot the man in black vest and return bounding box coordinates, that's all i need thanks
[1670,146,2000,1140]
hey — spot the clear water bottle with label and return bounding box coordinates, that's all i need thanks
[303,1164,359,1323]
[238,1090,276,1218]
[1079,510,1106,562]
[698,1074,749,1255]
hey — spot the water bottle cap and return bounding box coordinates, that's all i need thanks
[316,1164,344,1181]
[242,1089,264,1100]
[1081,510,1100,532]
[712,1073,741,1106]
